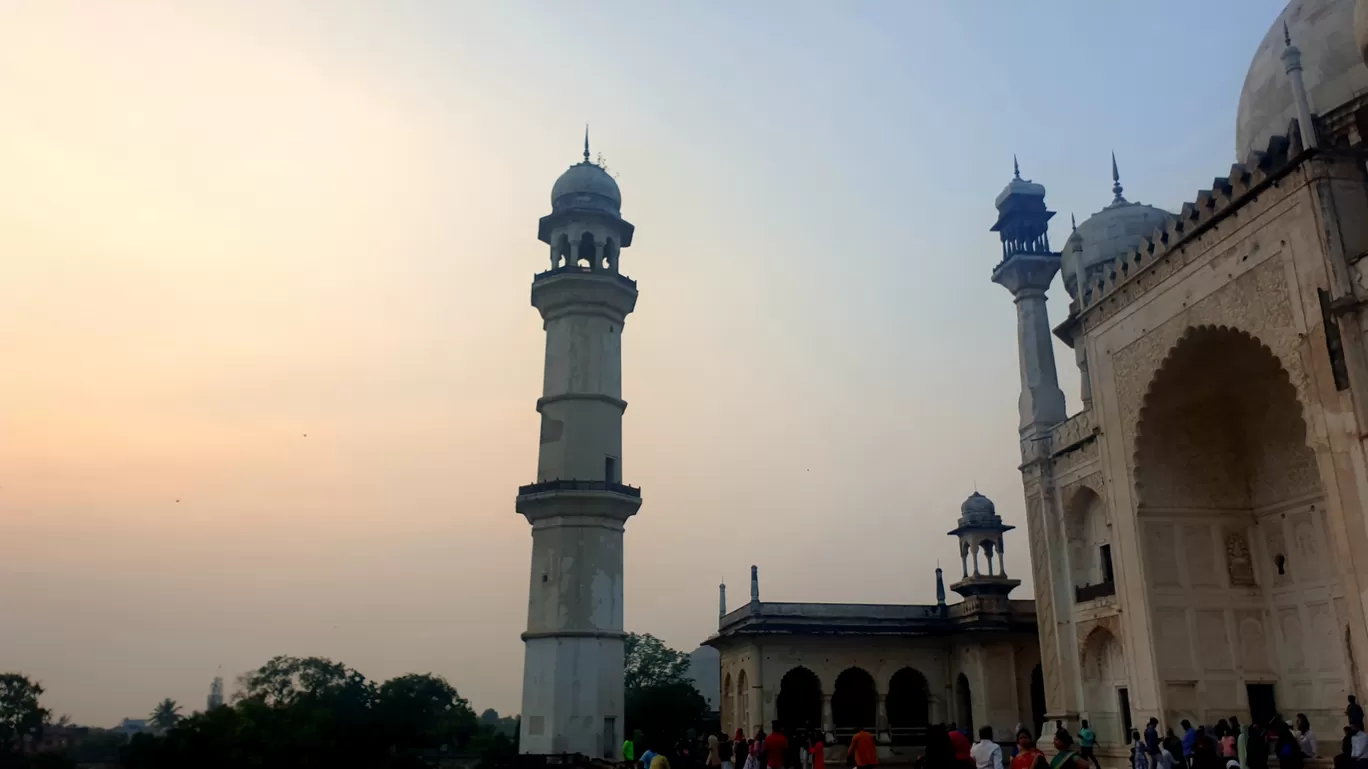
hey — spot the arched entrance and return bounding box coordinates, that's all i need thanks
[776,667,822,732]
[832,667,877,738]
[1030,664,1046,742]
[1134,327,1338,721]
[723,673,733,734]
[955,674,973,734]
[886,667,929,744]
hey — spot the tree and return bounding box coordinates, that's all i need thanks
[623,634,707,752]
[624,633,692,691]
[148,699,182,732]
[375,672,479,754]
[0,673,50,754]
[235,655,374,709]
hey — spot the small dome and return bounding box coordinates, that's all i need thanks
[960,492,997,520]
[1062,198,1174,299]
[1236,0,1368,161]
[551,161,621,216]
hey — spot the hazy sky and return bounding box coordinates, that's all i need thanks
[0,1,1286,726]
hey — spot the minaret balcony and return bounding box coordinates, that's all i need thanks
[515,479,643,523]
[531,266,638,321]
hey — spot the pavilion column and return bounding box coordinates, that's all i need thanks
[822,695,833,732]
[875,693,888,733]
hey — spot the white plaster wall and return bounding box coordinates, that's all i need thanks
[520,635,623,757]
[525,519,624,633]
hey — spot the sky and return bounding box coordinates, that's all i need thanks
[0,0,1287,726]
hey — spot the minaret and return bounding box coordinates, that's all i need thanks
[1282,23,1319,149]
[516,133,641,758]
[990,159,1066,435]
[719,581,727,623]
[749,565,760,614]
[935,566,947,610]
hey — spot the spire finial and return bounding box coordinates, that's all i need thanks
[583,125,591,163]
[1071,212,1077,231]
[1111,152,1125,203]
[1283,20,1292,47]
[1013,155,1021,180]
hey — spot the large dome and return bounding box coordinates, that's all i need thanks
[550,161,621,216]
[1236,0,1368,161]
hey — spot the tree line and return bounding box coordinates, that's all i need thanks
[0,633,708,768]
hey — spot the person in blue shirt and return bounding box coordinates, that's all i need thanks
[641,744,658,769]
[1181,721,1198,761]
[1078,720,1100,769]
[1145,719,1162,769]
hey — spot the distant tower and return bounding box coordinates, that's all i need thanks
[719,581,727,624]
[935,565,947,611]
[516,131,641,759]
[1282,23,1320,148]
[207,676,224,710]
[948,492,1020,600]
[990,160,1066,436]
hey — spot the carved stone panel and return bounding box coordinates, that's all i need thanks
[1279,607,1306,672]
[1237,612,1271,673]
[1185,524,1219,587]
[1196,610,1233,671]
[1144,522,1181,588]
[1155,609,1193,676]
[1224,531,1256,587]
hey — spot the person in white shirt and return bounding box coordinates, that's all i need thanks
[1295,714,1317,758]
[971,726,1003,769]
[1350,724,1368,761]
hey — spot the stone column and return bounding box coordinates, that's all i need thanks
[822,695,833,732]
[875,693,888,735]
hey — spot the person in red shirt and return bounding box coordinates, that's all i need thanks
[848,727,878,769]
[810,733,825,769]
[766,723,791,769]
[949,724,973,768]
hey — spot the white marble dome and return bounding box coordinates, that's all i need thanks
[959,492,998,524]
[1236,0,1368,161]
[1062,198,1174,299]
[551,161,621,216]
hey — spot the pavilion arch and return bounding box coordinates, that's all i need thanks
[1064,486,1111,590]
[723,673,733,733]
[831,667,877,734]
[954,673,973,734]
[737,670,750,735]
[553,233,571,268]
[776,666,822,732]
[885,667,929,744]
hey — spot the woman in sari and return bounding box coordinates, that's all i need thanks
[1051,732,1091,769]
[1011,729,1047,769]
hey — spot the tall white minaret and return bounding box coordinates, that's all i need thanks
[516,131,641,759]
[1282,22,1319,149]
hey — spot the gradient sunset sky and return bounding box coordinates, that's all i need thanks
[0,0,1285,725]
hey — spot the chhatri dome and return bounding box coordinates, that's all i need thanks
[958,491,1001,526]
[1237,0,1368,161]
[1060,155,1174,300]
[549,129,622,216]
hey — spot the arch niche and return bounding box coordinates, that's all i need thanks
[1065,487,1110,590]
[776,667,823,732]
[1080,628,1126,745]
[1133,327,1336,713]
[885,667,930,744]
[831,667,877,735]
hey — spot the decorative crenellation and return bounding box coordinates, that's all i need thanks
[1079,128,1304,318]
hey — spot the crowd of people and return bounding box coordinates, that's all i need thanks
[619,698,1368,769]
[1124,697,1368,769]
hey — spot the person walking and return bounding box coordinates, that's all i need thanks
[765,724,790,769]
[1349,697,1365,733]
[709,734,723,769]
[972,726,1004,769]
[809,732,825,769]
[1077,720,1099,769]
[720,734,735,769]
[1050,732,1090,769]
[848,726,878,769]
